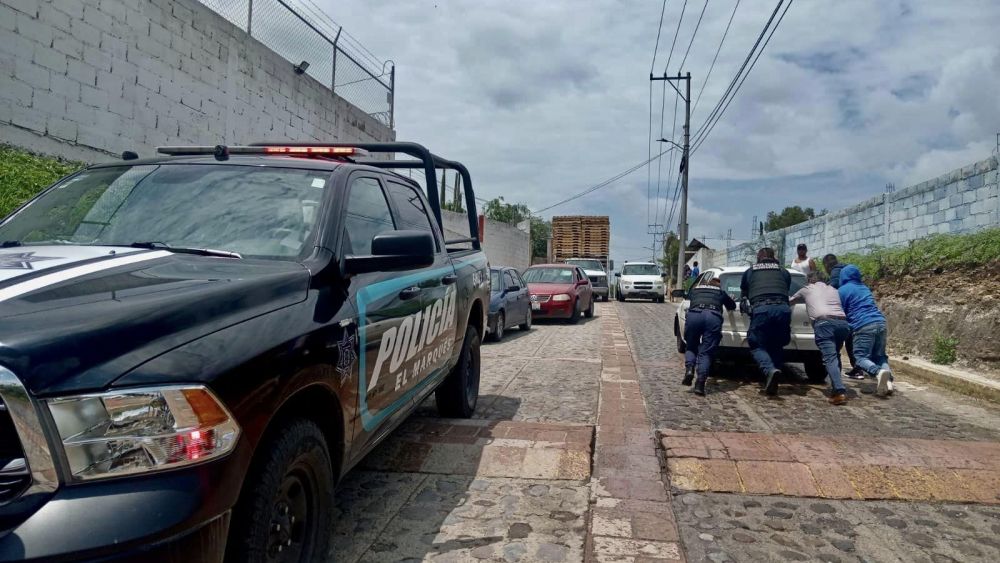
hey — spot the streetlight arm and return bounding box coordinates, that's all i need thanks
[656,138,684,151]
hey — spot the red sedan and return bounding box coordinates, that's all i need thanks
[522,264,595,322]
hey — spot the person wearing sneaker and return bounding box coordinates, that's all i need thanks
[838,265,894,396]
[823,254,864,380]
[790,274,851,405]
[740,247,793,396]
[682,278,737,396]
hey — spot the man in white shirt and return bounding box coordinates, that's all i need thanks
[789,274,850,405]
[790,243,817,277]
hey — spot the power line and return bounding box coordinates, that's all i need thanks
[662,0,689,73]
[650,0,669,73]
[534,150,673,214]
[692,0,794,154]
[647,81,654,226]
[677,0,709,72]
[692,0,741,117]
[691,0,784,148]
[657,93,681,228]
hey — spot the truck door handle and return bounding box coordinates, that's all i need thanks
[399,286,422,300]
[441,274,458,285]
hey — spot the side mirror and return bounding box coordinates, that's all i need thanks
[506,285,519,293]
[577,279,589,286]
[671,289,687,299]
[614,272,621,277]
[344,230,435,275]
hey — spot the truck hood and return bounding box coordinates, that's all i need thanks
[0,246,310,396]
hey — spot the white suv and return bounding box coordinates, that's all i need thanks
[673,267,826,381]
[615,261,666,303]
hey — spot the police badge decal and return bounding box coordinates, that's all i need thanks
[335,326,358,384]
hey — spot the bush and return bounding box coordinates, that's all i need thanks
[932,334,959,365]
[0,145,86,218]
[839,227,1000,282]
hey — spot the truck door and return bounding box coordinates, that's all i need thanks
[383,179,459,399]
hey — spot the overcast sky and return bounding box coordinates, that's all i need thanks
[315,0,999,265]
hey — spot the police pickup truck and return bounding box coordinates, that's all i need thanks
[0,142,489,562]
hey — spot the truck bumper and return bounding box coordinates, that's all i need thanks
[592,287,609,299]
[0,448,246,562]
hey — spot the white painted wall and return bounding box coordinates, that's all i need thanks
[441,210,531,272]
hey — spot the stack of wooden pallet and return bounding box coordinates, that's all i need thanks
[551,215,610,264]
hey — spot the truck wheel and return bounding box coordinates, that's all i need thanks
[228,419,334,563]
[617,292,625,302]
[804,356,828,383]
[436,324,481,418]
[602,294,609,302]
[584,297,595,318]
[491,311,505,342]
[519,311,532,331]
[675,318,686,353]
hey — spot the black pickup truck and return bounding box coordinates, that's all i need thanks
[0,142,489,562]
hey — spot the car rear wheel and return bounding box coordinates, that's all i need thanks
[436,323,481,418]
[804,356,828,383]
[584,297,595,318]
[228,419,334,563]
[519,310,532,331]
[490,311,505,342]
[674,318,686,353]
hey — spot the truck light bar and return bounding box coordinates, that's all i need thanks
[156,145,368,157]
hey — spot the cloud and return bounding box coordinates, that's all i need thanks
[315,0,999,265]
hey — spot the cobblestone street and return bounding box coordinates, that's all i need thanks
[324,300,1000,562]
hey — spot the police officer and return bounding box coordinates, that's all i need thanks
[682,277,737,396]
[740,247,792,395]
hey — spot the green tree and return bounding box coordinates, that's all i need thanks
[482,197,531,224]
[764,206,818,231]
[658,231,680,286]
[529,216,550,259]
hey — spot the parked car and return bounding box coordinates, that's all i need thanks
[673,267,826,381]
[0,142,489,562]
[488,267,532,341]
[522,264,594,322]
[564,258,610,302]
[615,261,666,302]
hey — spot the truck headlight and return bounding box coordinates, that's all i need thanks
[552,294,572,302]
[46,385,240,481]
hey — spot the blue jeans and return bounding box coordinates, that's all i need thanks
[747,303,791,377]
[814,319,850,394]
[684,309,723,383]
[852,321,891,376]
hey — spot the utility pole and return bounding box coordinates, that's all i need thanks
[652,71,691,290]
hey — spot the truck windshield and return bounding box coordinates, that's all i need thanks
[622,264,659,275]
[0,164,329,259]
[522,267,575,283]
[565,259,603,271]
[719,272,807,300]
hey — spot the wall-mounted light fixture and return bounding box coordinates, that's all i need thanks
[293,61,310,75]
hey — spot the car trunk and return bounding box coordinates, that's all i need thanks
[711,272,812,349]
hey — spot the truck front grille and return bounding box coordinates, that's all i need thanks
[589,276,608,287]
[633,283,653,289]
[0,400,30,504]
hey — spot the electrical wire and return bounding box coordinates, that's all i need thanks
[534,150,673,214]
[677,0,709,72]
[692,0,794,154]
[650,0,669,74]
[691,0,784,147]
[692,0,741,117]
[662,0,689,73]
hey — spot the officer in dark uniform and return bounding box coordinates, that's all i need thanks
[740,247,792,395]
[682,278,737,396]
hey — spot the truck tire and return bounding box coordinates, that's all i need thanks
[228,418,334,563]
[617,291,625,302]
[436,323,481,418]
[675,318,686,354]
[584,297,595,318]
[602,294,609,302]
[804,356,828,384]
[490,311,505,342]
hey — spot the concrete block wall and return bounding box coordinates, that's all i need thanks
[724,156,999,266]
[0,0,393,162]
[441,210,531,272]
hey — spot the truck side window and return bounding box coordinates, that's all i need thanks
[385,180,439,252]
[344,177,395,255]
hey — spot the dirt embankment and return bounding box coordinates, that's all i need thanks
[871,263,1000,375]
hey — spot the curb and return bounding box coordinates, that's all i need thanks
[893,357,1000,404]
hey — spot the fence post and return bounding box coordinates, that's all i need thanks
[247,0,253,35]
[389,64,395,129]
[331,27,342,94]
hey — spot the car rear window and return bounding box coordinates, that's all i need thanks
[719,272,806,300]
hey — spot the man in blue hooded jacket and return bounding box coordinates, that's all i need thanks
[838,265,894,397]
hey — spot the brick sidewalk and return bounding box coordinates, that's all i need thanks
[585,305,685,562]
[663,430,1000,503]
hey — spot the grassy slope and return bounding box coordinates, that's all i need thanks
[0,145,86,218]
[840,227,1000,281]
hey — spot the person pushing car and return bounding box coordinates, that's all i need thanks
[740,247,792,396]
[681,277,737,396]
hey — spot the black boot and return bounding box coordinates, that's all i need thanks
[682,366,694,386]
[694,380,706,396]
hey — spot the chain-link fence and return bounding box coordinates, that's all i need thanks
[196,0,394,128]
